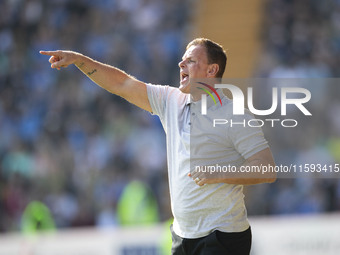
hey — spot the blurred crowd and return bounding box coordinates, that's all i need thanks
[1,0,340,233]
[0,0,189,232]
[246,0,340,215]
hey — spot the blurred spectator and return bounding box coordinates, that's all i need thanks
[246,0,340,216]
[0,0,190,232]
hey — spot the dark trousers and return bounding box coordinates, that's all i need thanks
[170,225,251,255]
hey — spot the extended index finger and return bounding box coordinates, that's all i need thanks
[39,50,60,56]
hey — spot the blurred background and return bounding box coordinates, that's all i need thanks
[1,0,340,254]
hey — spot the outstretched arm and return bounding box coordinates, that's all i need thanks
[39,50,152,112]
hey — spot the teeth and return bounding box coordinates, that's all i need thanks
[181,73,188,81]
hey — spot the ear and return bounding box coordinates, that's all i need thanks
[207,63,219,78]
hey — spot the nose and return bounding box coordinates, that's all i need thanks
[178,59,185,68]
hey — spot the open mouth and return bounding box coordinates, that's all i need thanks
[181,73,189,83]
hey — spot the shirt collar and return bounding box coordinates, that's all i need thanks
[186,94,192,105]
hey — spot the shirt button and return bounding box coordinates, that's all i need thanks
[192,113,195,116]
[189,122,191,125]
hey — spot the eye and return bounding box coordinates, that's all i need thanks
[188,59,195,63]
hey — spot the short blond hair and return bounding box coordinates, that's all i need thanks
[186,38,227,78]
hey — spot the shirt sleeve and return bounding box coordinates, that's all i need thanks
[228,110,269,159]
[146,83,171,120]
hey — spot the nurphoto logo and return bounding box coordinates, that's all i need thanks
[196,82,312,128]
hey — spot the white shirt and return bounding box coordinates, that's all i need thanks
[146,84,268,238]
